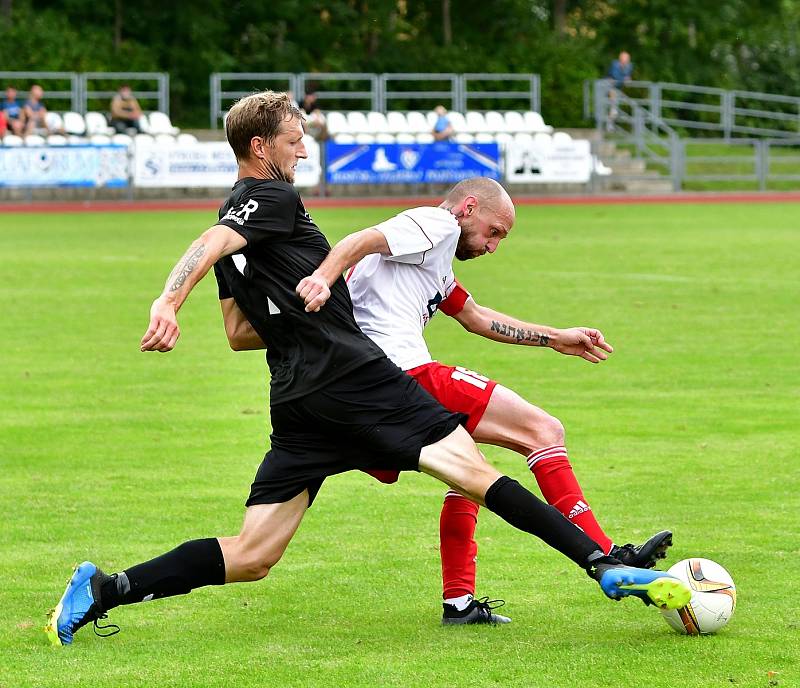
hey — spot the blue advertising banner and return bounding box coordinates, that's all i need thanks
[0,145,129,188]
[326,141,501,185]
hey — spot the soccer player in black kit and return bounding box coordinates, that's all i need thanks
[46,91,689,645]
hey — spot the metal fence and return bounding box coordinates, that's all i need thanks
[80,72,170,115]
[209,72,542,127]
[0,71,80,112]
[587,78,800,138]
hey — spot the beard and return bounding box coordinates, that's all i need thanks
[454,235,483,261]
[264,158,295,183]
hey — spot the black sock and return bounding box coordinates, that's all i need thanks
[484,476,602,568]
[100,538,226,610]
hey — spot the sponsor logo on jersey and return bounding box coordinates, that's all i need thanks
[222,199,259,226]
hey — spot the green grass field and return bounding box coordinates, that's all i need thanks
[1,200,798,688]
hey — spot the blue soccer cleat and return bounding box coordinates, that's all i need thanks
[588,554,691,610]
[45,561,119,646]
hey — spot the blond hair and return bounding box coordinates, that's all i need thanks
[225,90,302,161]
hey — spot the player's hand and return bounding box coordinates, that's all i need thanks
[140,296,180,352]
[296,273,331,312]
[551,327,614,363]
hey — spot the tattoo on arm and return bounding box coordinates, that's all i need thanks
[167,244,206,292]
[490,320,550,346]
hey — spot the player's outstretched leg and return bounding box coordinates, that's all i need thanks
[587,553,690,610]
[45,562,119,646]
[609,530,673,569]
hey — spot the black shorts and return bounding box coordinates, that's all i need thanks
[246,357,467,507]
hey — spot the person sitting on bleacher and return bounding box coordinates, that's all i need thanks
[23,84,50,135]
[432,105,455,141]
[298,89,329,142]
[110,84,143,134]
[2,86,26,136]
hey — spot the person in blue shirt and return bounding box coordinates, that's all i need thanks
[432,104,455,141]
[608,51,633,89]
[2,86,26,136]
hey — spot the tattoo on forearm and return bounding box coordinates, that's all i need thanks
[490,320,550,346]
[167,244,206,292]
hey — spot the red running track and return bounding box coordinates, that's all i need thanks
[2,191,800,214]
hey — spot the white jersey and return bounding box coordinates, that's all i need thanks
[346,206,461,371]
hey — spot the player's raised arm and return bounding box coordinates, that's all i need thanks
[296,227,390,312]
[450,296,614,364]
[140,225,247,352]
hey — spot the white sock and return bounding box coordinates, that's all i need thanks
[444,593,473,611]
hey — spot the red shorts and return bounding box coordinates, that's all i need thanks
[366,362,497,484]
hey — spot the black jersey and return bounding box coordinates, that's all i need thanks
[214,177,385,404]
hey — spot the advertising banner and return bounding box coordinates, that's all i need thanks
[326,141,501,185]
[134,139,321,188]
[505,139,593,183]
[0,145,129,187]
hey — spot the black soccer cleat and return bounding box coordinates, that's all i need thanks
[610,530,673,569]
[442,596,512,625]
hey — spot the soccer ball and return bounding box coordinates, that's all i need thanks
[660,558,736,635]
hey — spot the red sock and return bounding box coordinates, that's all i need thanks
[439,491,479,599]
[527,445,613,554]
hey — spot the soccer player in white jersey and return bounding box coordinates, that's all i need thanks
[294,176,673,625]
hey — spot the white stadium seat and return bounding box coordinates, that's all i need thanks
[465,112,489,134]
[154,133,177,146]
[45,112,64,132]
[333,133,355,144]
[494,132,514,146]
[89,134,111,145]
[446,111,467,132]
[484,111,507,132]
[24,134,47,146]
[523,111,553,133]
[375,133,396,144]
[533,132,553,147]
[474,133,495,143]
[137,113,151,134]
[112,133,134,147]
[326,112,350,135]
[147,112,179,135]
[134,133,155,147]
[177,133,198,145]
[62,111,86,136]
[367,111,390,134]
[2,134,24,146]
[347,111,369,133]
[395,133,416,144]
[454,133,475,143]
[46,134,68,146]
[354,133,376,144]
[513,132,534,146]
[552,131,573,146]
[504,111,526,133]
[67,136,88,145]
[85,112,113,135]
[415,132,434,144]
[386,112,410,133]
[405,111,430,134]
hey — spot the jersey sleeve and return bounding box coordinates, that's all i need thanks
[217,182,298,246]
[375,207,459,265]
[439,277,472,316]
[213,262,233,300]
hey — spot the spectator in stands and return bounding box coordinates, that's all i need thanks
[23,84,50,135]
[2,86,26,136]
[432,105,455,141]
[606,51,633,131]
[298,88,329,142]
[110,84,143,134]
[0,109,7,138]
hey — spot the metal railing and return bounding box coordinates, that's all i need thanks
[209,72,542,126]
[80,72,170,115]
[0,71,80,111]
[209,73,297,128]
[587,78,800,138]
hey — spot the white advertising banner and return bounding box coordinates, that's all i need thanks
[0,145,129,188]
[505,138,592,183]
[134,138,321,188]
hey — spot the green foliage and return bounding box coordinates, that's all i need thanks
[0,0,798,126]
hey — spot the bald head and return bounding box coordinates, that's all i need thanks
[441,177,516,260]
